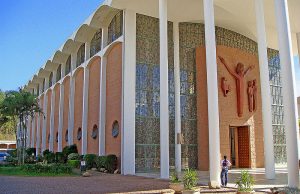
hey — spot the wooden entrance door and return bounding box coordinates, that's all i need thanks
[237,126,250,168]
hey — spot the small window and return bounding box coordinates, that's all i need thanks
[77,127,82,140]
[90,29,102,57]
[49,72,53,88]
[65,56,71,75]
[56,64,62,82]
[65,130,68,142]
[91,124,98,139]
[42,78,45,92]
[112,121,119,138]
[108,11,123,44]
[56,132,58,143]
[76,43,85,67]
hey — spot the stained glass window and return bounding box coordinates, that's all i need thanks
[77,43,85,67]
[268,49,286,165]
[135,14,176,172]
[108,11,123,45]
[65,56,71,75]
[90,29,102,57]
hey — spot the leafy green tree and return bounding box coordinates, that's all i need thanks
[0,89,43,164]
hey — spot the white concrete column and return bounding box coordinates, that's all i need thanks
[81,67,89,155]
[173,21,181,173]
[203,0,221,186]
[49,71,56,151]
[68,53,77,145]
[254,0,276,179]
[57,64,65,152]
[102,28,108,49]
[159,0,170,179]
[99,57,107,156]
[274,0,300,188]
[42,77,49,152]
[275,0,299,187]
[27,117,31,148]
[36,99,41,155]
[31,115,35,148]
[98,28,109,156]
[58,84,64,152]
[85,42,91,61]
[121,9,136,175]
[297,33,300,66]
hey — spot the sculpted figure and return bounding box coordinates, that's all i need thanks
[253,79,257,112]
[247,81,254,112]
[221,77,231,97]
[218,56,254,117]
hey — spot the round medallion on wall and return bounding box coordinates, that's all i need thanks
[65,130,68,142]
[77,128,82,140]
[56,132,58,143]
[91,124,98,139]
[112,121,119,138]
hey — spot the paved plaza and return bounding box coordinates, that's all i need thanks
[0,168,298,194]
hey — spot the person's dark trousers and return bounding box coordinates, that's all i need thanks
[220,169,228,186]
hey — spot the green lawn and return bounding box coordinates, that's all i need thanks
[0,166,78,176]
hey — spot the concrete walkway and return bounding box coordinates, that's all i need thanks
[137,168,299,192]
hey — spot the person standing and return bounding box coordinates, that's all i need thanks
[220,155,232,187]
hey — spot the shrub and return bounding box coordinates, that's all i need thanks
[55,152,65,163]
[96,156,106,169]
[25,154,35,164]
[42,149,51,156]
[67,160,80,168]
[83,154,97,169]
[62,144,78,162]
[43,150,55,163]
[6,156,18,165]
[68,153,80,161]
[7,149,17,157]
[105,155,118,173]
[183,169,198,190]
[21,163,72,174]
[95,155,117,173]
[25,148,36,156]
[36,154,43,162]
[236,170,254,192]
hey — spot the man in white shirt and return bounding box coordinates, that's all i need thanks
[220,155,232,187]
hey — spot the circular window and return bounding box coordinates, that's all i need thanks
[77,128,82,140]
[91,125,98,139]
[65,130,68,142]
[56,132,58,143]
[112,121,119,138]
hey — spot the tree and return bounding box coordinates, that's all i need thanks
[0,89,43,164]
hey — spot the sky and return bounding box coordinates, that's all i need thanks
[0,0,103,91]
[0,1,300,96]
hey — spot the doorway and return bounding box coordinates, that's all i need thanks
[229,126,251,168]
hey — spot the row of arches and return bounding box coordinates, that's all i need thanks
[29,43,123,157]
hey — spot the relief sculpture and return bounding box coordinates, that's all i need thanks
[221,77,231,97]
[218,56,254,117]
[247,79,257,112]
